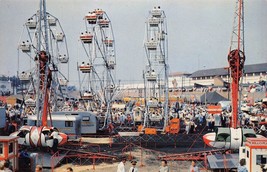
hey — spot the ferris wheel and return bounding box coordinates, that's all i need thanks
[78,9,117,127]
[143,6,169,130]
[17,2,69,126]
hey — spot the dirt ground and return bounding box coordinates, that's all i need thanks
[53,147,205,172]
[53,150,195,172]
[55,162,156,172]
[54,161,192,172]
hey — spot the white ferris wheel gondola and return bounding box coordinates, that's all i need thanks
[56,32,64,42]
[19,71,32,81]
[80,32,93,44]
[79,62,92,73]
[58,54,69,63]
[146,70,157,82]
[151,6,162,18]
[25,18,37,29]
[94,9,104,17]
[145,39,158,50]
[98,19,110,28]
[148,17,163,27]
[19,41,31,52]
[104,38,114,47]
[47,15,56,26]
[85,12,97,24]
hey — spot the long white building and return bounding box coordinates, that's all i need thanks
[121,63,267,98]
[168,63,267,89]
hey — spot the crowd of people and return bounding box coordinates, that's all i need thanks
[171,102,267,136]
[1,96,267,137]
[0,94,266,172]
[0,103,21,136]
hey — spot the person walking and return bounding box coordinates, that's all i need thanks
[35,165,43,172]
[189,161,199,172]
[159,160,169,172]
[117,157,126,172]
[129,160,138,172]
[237,159,248,172]
[66,167,73,172]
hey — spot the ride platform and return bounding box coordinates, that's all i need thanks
[207,153,239,170]
[27,149,69,169]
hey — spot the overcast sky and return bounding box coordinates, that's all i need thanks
[0,0,267,86]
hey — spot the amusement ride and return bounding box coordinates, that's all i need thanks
[203,0,264,149]
[2,1,266,171]
[142,6,170,132]
[14,0,69,147]
[78,9,118,129]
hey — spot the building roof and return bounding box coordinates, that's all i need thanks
[169,72,191,77]
[200,91,229,104]
[190,63,267,78]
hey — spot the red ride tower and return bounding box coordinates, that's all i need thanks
[228,0,245,129]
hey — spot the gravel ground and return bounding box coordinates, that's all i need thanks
[54,161,193,172]
[53,148,205,172]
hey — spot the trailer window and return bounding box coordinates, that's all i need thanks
[82,117,90,121]
[256,155,267,165]
[65,121,73,127]
[0,143,3,156]
[9,142,13,154]
[247,151,249,158]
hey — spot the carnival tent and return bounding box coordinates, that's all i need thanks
[200,91,228,104]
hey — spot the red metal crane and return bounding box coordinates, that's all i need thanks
[38,51,52,127]
[228,0,245,129]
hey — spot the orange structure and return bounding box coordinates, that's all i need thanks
[38,51,52,127]
[0,136,19,171]
[165,118,180,134]
[207,105,222,114]
[144,128,157,135]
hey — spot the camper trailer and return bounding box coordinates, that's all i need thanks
[27,111,99,138]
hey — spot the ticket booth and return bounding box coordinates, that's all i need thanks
[0,136,19,171]
[239,138,267,172]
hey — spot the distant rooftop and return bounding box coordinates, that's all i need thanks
[190,63,267,78]
[169,72,191,77]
